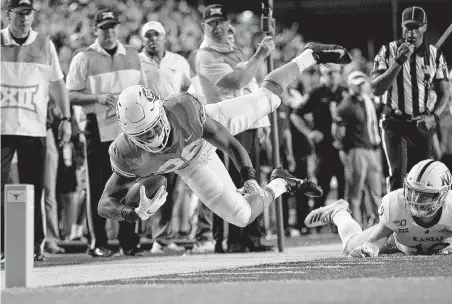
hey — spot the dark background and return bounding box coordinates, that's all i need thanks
[188,0,452,63]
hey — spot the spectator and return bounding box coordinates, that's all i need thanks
[194,4,275,253]
[371,6,449,191]
[1,0,72,261]
[286,82,315,235]
[66,9,146,257]
[291,64,347,224]
[139,20,190,254]
[332,71,383,227]
[140,21,191,97]
[277,89,297,236]
[438,70,452,170]
[42,100,66,254]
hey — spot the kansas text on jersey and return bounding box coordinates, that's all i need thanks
[378,189,452,255]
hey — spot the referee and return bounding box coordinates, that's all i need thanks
[371,6,450,191]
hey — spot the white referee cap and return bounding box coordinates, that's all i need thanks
[141,21,166,37]
[347,71,368,86]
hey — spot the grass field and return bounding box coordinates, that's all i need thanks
[2,234,451,304]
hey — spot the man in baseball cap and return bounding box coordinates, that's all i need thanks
[141,21,166,38]
[402,6,427,28]
[203,4,228,24]
[6,0,35,12]
[93,8,119,28]
[400,6,428,47]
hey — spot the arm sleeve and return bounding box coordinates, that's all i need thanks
[378,193,394,230]
[109,143,136,179]
[66,51,88,91]
[49,40,64,82]
[371,45,389,75]
[197,51,234,86]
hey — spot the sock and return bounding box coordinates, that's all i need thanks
[265,178,288,201]
[291,49,316,74]
[333,211,363,245]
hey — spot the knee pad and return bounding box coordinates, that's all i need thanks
[230,199,252,227]
[208,190,251,228]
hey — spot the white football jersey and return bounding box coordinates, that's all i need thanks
[378,189,452,255]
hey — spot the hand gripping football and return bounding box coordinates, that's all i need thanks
[124,175,167,208]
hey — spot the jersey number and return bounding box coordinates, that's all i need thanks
[157,141,200,173]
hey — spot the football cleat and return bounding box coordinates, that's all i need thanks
[270,167,323,196]
[304,42,352,65]
[304,199,350,228]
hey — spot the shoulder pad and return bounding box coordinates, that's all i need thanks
[108,135,137,178]
[378,189,404,227]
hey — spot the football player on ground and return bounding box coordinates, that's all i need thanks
[305,160,452,257]
[97,42,351,229]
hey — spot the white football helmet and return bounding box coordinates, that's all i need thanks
[404,160,452,218]
[116,85,171,153]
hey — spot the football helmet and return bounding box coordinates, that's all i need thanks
[404,160,452,218]
[116,85,170,153]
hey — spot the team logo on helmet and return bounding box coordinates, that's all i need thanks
[440,171,452,187]
[142,87,159,104]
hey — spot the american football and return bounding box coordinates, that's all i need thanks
[124,175,167,207]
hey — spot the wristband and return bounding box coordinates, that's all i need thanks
[395,58,406,66]
[61,116,72,123]
[240,166,256,182]
[121,206,140,222]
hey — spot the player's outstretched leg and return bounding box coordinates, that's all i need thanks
[243,167,323,224]
[305,199,366,253]
[260,42,352,96]
[206,43,351,137]
[304,199,350,228]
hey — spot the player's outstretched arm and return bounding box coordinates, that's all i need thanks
[368,222,394,249]
[350,222,394,258]
[98,172,137,221]
[202,116,263,194]
[203,116,252,170]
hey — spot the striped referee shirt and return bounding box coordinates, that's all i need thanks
[372,41,448,116]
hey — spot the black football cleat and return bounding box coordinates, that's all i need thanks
[270,167,323,197]
[304,42,352,65]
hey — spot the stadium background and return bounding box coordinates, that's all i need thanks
[2,0,450,74]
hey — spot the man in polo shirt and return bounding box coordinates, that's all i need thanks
[371,6,450,191]
[140,21,191,98]
[139,21,191,254]
[66,9,146,257]
[1,0,72,261]
[333,71,383,227]
[194,4,275,253]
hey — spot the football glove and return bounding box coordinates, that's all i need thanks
[348,242,380,258]
[237,179,268,198]
[438,244,452,255]
[134,185,168,220]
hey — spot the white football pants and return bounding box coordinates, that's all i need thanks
[175,88,281,227]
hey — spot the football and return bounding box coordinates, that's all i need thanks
[124,175,167,208]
